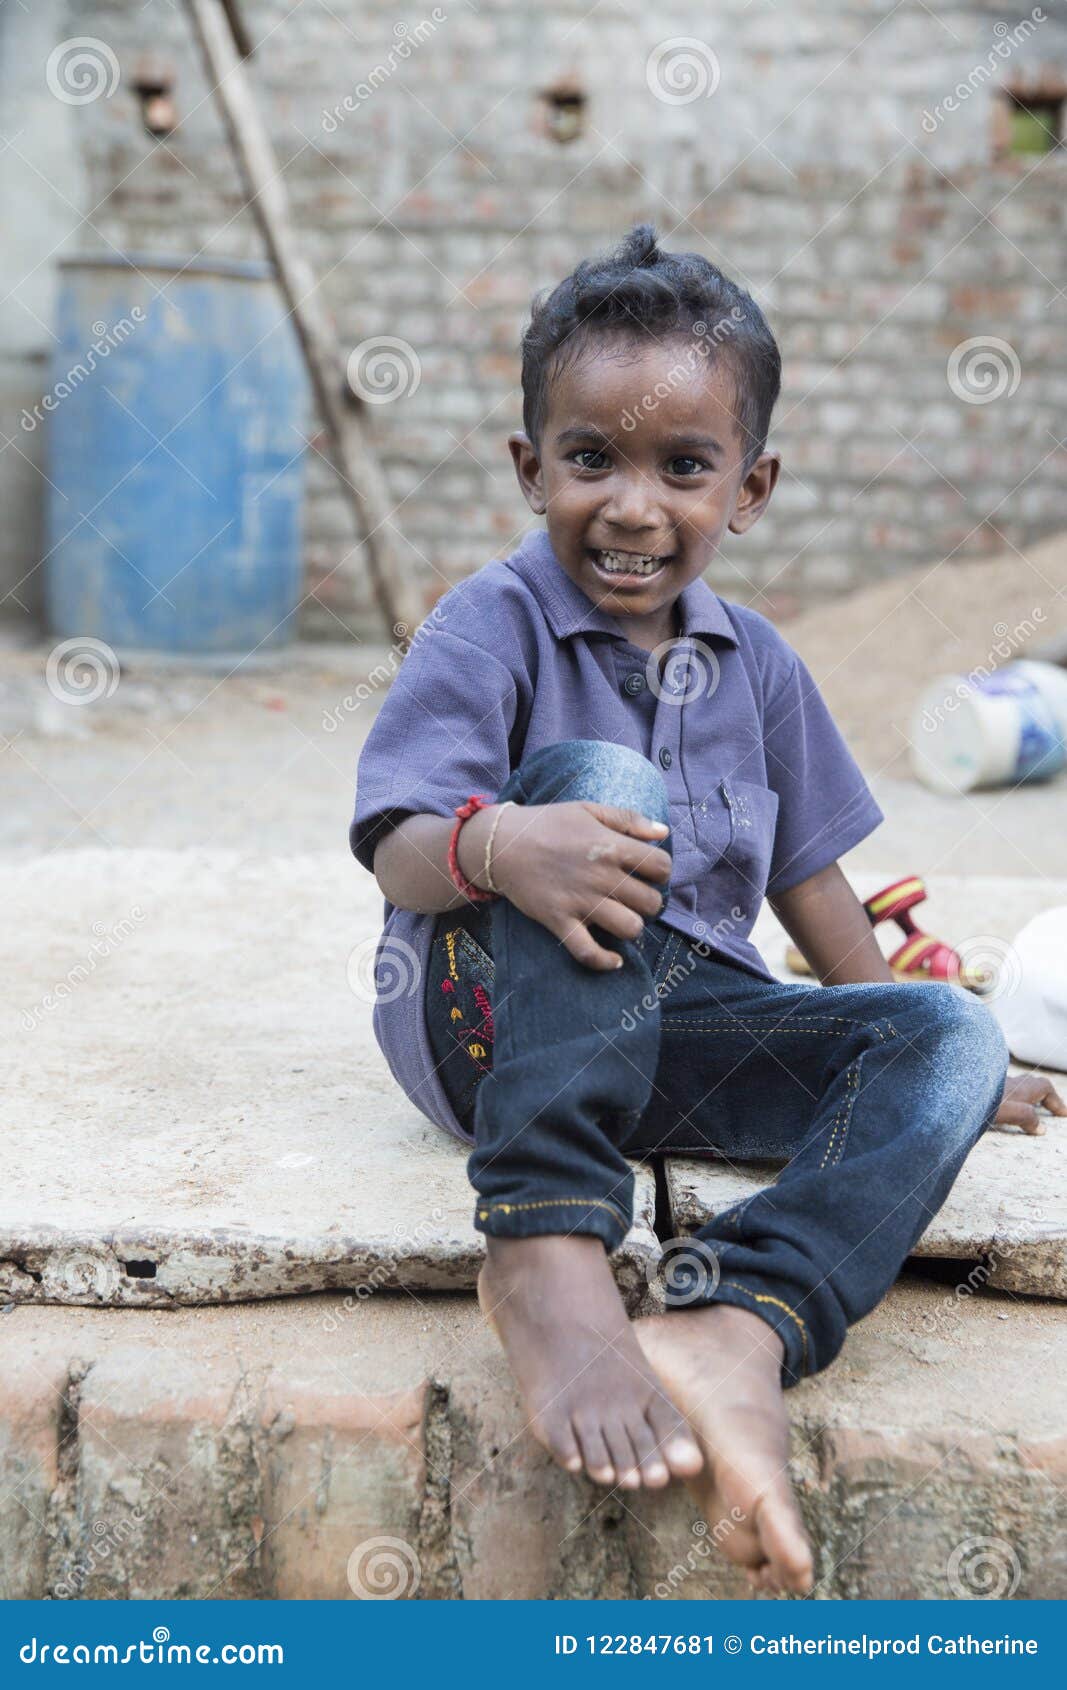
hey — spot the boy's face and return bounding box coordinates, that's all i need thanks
[509,334,779,642]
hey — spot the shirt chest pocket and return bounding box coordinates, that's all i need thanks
[692,777,780,905]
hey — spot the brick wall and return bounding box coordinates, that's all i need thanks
[66,0,1067,634]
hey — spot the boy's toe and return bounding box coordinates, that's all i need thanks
[646,1396,703,1475]
[603,1420,642,1489]
[533,1410,583,1474]
[628,1412,669,1487]
[573,1418,616,1485]
[756,1494,815,1594]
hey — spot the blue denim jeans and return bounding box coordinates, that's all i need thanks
[425,739,1010,1385]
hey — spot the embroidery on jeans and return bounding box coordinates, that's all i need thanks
[445,928,461,981]
[472,982,495,1042]
[433,924,496,1086]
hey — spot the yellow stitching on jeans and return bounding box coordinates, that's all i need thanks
[477,1196,626,1222]
[837,1064,861,1165]
[821,1059,861,1169]
[821,1061,865,1169]
[720,1280,810,1370]
[660,1017,891,1040]
[445,928,460,981]
[661,1023,846,1036]
[820,1087,846,1170]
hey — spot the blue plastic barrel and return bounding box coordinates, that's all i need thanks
[44,254,309,653]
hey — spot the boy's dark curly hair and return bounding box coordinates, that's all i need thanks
[520,223,781,471]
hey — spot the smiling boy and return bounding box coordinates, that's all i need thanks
[351,225,1059,1595]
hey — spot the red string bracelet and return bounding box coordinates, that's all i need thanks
[448,794,498,903]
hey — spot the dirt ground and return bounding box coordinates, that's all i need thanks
[783,527,1067,771]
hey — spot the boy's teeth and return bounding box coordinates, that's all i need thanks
[594,549,666,576]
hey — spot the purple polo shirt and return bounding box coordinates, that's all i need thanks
[350,526,884,1143]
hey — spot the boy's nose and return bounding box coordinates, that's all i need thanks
[600,475,665,532]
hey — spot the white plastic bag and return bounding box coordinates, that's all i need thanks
[990,905,1067,1073]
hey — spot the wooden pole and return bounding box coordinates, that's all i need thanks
[185,0,417,646]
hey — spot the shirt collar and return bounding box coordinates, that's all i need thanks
[507,527,739,648]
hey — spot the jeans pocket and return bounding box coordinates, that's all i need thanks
[426,916,496,1127]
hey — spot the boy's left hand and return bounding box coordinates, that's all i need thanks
[995,1071,1067,1135]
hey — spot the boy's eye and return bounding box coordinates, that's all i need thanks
[569,450,710,476]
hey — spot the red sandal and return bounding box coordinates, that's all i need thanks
[785,875,994,992]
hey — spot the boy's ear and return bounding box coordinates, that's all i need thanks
[508,431,548,515]
[728,450,780,535]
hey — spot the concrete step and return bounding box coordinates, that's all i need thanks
[1,850,657,1308]
[4,851,1063,1309]
[667,1124,1067,1300]
[3,1279,1065,1600]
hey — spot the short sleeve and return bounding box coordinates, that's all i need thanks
[350,629,519,875]
[762,652,884,897]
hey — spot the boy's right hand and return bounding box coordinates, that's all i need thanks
[461,800,672,971]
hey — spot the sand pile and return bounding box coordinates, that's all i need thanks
[778,529,1067,774]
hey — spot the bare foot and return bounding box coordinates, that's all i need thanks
[635,1304,815,1595]
[478,1234,704,1490]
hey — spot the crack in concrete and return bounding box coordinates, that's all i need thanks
[43,1357,92,1599]
[417,1378,462,1599]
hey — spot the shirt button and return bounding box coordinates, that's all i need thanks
[623,672,646,696]
[658,746,672,770]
